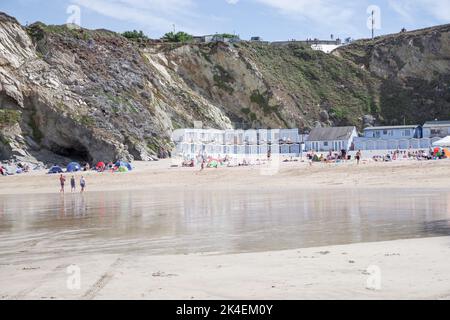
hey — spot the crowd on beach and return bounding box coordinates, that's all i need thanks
[177,146,449,170]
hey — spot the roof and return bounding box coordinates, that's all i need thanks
[306,126,356,142]
[423,121,450,127]
[364,125,420,131]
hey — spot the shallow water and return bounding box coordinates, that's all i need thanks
[1,188,450,262]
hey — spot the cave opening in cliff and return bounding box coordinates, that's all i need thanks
[49,143,92,163]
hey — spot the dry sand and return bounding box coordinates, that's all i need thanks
[1,158,450,195]
[1,159,450,299]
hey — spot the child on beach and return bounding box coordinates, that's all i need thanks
[70,176,76,192]
[59,174,66,193]
[80,176,86,193]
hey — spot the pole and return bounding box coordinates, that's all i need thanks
[372,10,374,40]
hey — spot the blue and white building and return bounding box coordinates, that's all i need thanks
[305,126,358,152]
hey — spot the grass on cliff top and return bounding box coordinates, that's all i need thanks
[237,42,380,126]
[27,22,120,42]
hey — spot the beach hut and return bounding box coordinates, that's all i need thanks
[235,145,246,155]
[66,162,81,172]
[289,144,300,155]
[376,140,388,150]
[409,139,420,149]
[268,129,280,144]
[224,145,234,155]
[257,129,268,144]
[388,140,399,150]
[365,140,376,150]
[224,129,236,145]
[234,130,245,145]
[258,144,268,155]
[48,166,63,174]
[270,144,280,154]
[280,144,290,155]
[399,139,410,149]
[280,129,300,143]
[244,129,258,145]
[420,138,431,149]
[245,145,259,155]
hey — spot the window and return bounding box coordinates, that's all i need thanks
[383,130,388,135]
[323,142,329,147]
[404,129,411,137]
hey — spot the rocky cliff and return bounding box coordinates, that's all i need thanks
[335,24,450,125]
[1,11,449,164]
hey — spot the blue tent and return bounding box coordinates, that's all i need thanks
[115,161,132,171]
[48,166,63,174]
[66,162,81,172]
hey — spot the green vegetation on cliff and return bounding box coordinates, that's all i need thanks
[0,109,21,128]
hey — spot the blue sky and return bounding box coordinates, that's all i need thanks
[1,0,449,41]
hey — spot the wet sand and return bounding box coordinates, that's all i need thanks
[1,237,450,300]
[1,159,450,299]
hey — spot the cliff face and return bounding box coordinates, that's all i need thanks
[1,11,449,164]
[335,24,450,125]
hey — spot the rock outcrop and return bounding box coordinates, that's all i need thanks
[1,11,450,164]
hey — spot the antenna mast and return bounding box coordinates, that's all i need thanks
[371,10,375,40]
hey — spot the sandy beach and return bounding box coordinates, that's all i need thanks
[1,159,450,300]
[1,158,450,195]
[1,236,449,300]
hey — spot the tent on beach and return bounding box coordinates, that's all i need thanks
[48,166,63,174]
[115,161,132,171]
[66,162,81,172]
[433,136,450,147]
[117,166,129,173]
[96,162,106,171]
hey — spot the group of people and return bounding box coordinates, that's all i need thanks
[0,162,32,176]
[306,149,362,165]
[59,174,86,193]
[372,148,448,162]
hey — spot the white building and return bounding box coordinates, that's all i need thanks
[423,121,450,138]
[306,126,358,152]
[363,125,422,139]
[172,128,304,158]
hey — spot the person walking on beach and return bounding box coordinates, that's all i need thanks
[59,174,66,193]
[356,150,362,165]
[70,175,76,192]
[80,176,86,193]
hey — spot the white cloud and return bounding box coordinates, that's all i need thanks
[225,0,239,4]
[254,0,358,25]
[72,0,205,35]
[389,0,450,22]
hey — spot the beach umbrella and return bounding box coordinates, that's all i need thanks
[48,165,63,174]
[118,166,129,173]
[444,149,450,158]
[115,161,132,171]
[66,162,81,172]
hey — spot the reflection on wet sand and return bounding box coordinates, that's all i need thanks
[0,188,450,264]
